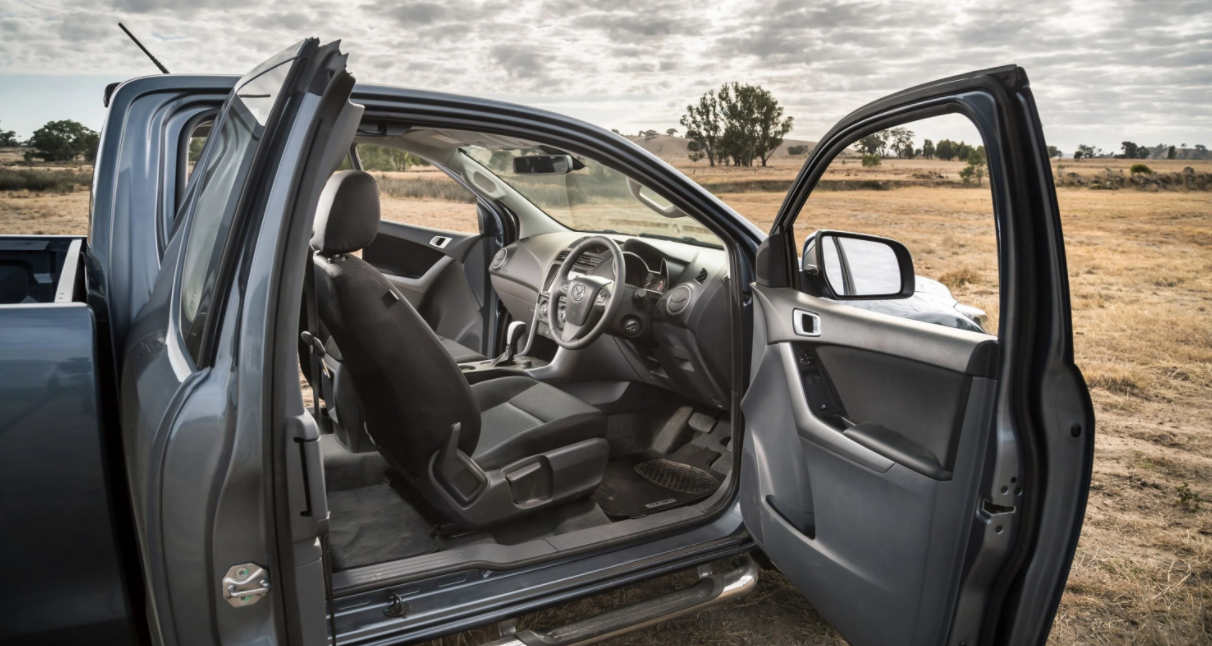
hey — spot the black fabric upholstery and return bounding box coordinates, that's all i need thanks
[315,251,481,477]
[471,376,606,470]
[326,335,484,366]
[311,170,381,254]
[310,171,604,518]
[439,336,487,363]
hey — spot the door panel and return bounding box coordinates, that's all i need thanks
[743,285,999,644]
[363,219,492,355]
[741,66,1094,646]
[119,40,357,646]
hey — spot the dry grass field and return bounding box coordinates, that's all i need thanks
[2,155,1208,644]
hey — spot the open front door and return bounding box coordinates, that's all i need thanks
[740,67,1094,645]
[119,40,359,645]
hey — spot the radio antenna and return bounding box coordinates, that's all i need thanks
[118,23,170,74]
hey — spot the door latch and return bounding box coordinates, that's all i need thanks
[223,563,271,607]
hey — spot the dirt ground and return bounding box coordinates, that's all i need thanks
[3,158,1209,644]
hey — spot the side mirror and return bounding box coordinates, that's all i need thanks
[801,230,915,300]
[512,154,575,174]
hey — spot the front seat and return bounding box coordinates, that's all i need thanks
[311,171,609,529]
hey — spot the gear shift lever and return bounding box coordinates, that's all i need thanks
[498,321,528,365]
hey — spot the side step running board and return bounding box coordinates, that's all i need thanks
[483,555,757,646]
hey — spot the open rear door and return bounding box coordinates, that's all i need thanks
[740,67,1094,645]
[119,40,360,646]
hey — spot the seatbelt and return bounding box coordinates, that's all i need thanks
[302,252,324,418]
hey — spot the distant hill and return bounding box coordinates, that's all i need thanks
[623,133,818,160]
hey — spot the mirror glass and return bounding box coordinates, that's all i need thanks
[512,154,574,174]
[835,236,902,295]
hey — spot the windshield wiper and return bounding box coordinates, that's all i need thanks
[638,232,722,249]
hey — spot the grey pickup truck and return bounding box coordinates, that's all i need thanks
[1,39,1094,646]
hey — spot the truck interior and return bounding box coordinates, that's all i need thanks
[296,127,741,583]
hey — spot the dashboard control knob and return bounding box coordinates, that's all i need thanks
[622,316,642,336]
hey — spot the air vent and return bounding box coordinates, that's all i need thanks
[695,268,708,284]
[554,239,602,274]
[491,248,508,269]
[572,253,602,273]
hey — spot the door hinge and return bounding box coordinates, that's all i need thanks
[223,563,271,607]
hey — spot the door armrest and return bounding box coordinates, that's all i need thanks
[843,423,951,480]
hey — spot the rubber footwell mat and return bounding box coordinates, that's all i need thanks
[593,445,723,518]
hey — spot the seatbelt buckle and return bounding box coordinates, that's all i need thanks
[300,331,331,378]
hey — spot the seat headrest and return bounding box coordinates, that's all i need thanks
[311,170,380,255]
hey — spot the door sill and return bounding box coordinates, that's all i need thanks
[482,555,757,646]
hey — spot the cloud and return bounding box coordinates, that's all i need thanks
[490,44,547,79]
[0,0,1207,152]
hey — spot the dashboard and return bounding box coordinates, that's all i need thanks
[488,232,733,410]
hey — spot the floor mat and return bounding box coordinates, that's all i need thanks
[320,434,390,493]
[592,444,723,518]
[327,484,437,571]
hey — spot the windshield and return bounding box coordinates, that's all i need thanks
[462,146,722,248]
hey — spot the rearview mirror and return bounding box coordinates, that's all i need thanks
[802,230,915,299]
[513,154,575,174]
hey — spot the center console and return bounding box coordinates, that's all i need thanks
[458,356,550,384]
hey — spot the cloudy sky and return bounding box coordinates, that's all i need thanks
[1,0,1209,155]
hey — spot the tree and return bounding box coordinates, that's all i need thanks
[686,140,705,163]
[79,129,100,162]
[746,85,794,166]
[946,141,973,163]
[27,120,99,162]
[921,139,935,159]
[935,139,955,161]
[1047,145,1062,159]
[857,132,887,157]
[960,146,987,187]
[1120,141,1149,159]
[611,128,620,134]
[888,127,915,158]
[1074,144,1102,160]
[861,154,881,167]
[666,128,678,136]
[787,144,809,155]
[639,129,659,140]
[680,90,723,166]
[684,83,794,167]
[716,82,760,166]
[0,122,19,147]
[1168,145,1177,159]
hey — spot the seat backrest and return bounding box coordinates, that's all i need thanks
[310,170,480,477]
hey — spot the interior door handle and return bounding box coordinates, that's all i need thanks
[430,236,451,249]
[793,309,820,336]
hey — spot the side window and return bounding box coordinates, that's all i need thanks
[185,122,210,183]
[795,114,999,335]
[356,144,480,233]
[178,56,294,363]
[178,107,258,359]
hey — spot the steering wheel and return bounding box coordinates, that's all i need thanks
[547,236,626,350]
